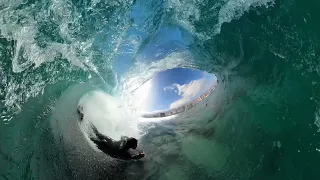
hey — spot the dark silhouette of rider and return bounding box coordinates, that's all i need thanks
[77,106,145,160]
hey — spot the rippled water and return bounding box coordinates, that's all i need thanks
[1,0,320,179]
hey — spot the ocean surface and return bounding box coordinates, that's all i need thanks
[1,0,320,179]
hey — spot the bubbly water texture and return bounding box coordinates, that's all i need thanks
[78,90,139,140]
[1,0,320,179]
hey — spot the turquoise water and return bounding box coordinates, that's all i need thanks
[1,0,320,179]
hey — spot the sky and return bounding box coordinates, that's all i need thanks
[101,10,217,113]
[133,67,217,112]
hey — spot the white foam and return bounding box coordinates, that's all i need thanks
[0,0,128,113]
[215,0,275,34]
[138,115,178,123]
[0,0,95,72]
[78,90,139,140]
[0,0,95,114]
[315,109,320,132]
[165,0,201,34]
[164,0,274,39]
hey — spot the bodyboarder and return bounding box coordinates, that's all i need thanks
[77,106,145,160]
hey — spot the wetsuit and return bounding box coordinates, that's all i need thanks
[90,130,144,160]
[77,106,144,160]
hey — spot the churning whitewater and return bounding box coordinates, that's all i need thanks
[1,0,320,179]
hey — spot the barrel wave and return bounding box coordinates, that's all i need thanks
[1,0,320,179]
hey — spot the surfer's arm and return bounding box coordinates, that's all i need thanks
[90,123,114,145]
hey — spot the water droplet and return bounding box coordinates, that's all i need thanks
[277,141,281,148]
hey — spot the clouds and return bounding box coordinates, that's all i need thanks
[170,96,192,109]
[164,77,207,109]
[164,78,206,97]
[163,85,178,93]
[175,78,205,97]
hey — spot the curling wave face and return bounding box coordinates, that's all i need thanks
[1,0,320,179]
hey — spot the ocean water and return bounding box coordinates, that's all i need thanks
[1,0,320,179]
